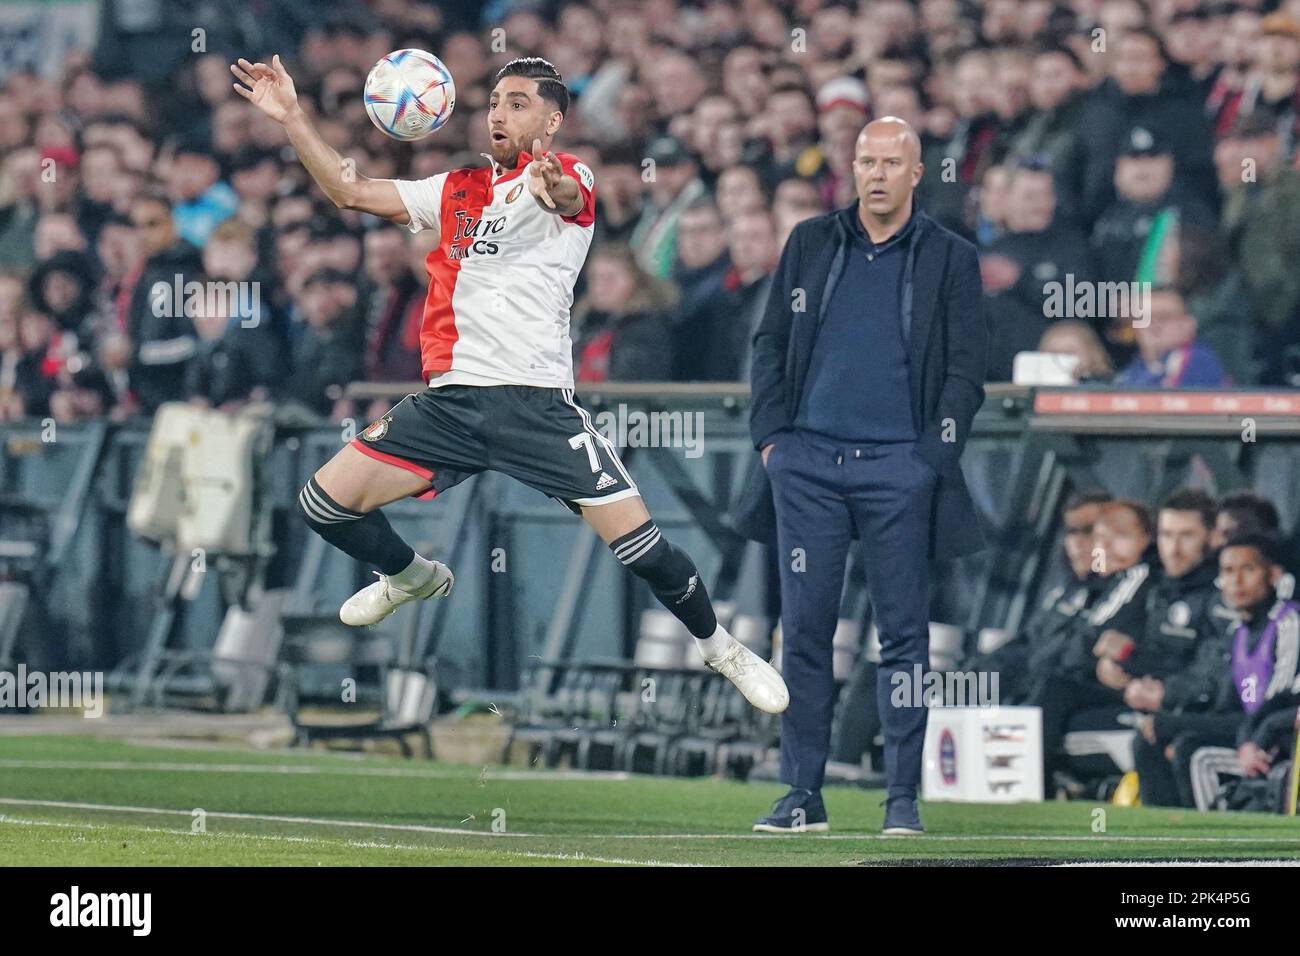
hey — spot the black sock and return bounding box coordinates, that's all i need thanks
[611,520,718,638]
[297,477,415,575]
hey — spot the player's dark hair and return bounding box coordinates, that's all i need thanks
[1220,531,1286,568]
[1219,492,1281,533]
[1104,498,1155,538]
[1159,487,1217,530]
[1063,489,1112,514]
[495,57,570,116]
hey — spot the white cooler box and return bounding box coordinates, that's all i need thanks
[923,706,1043,803]
[128,402,268,554]
[127,403,197,543]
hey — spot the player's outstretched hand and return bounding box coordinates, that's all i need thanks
[231,54,298,124]
[526,138,564,209]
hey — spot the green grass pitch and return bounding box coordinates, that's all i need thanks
[0,736,1297,866]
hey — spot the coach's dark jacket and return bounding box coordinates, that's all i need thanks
[733,204,988,560]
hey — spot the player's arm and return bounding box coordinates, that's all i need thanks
[231,55,410,223]
[526,140,585,218]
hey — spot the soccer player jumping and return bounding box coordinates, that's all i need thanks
[231,54,788,714]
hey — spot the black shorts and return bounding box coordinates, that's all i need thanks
[350,385,638,512]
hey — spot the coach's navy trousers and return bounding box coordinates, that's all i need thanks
[767,428,937,796]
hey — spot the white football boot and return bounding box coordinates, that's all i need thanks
[703,635,790,714]
[339,562,454,627]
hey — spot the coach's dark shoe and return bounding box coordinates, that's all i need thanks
[752,787,829,833]
[881,795,924,835]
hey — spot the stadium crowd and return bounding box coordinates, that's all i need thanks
[2,0,1300,427]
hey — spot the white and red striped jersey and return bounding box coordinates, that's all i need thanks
[391,150,596,389]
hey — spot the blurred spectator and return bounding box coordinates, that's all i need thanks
[1002,44,1090,221]
[168,143,240,248]
[929,46,1000,234]
[202,217,282,359]
[972,164,1010,247]
[285,268,362,418]
[1172,224,1258,386]
[591,140,646,246]
[1038,321,1115,382]
[673,207,778,382]
[690,94,744,189]
[669,196,730,334]
[361,225,424,387]
[94,217,142,335]
[1115,288,1230,389]
[572,243,676,382]
[228,146,285,233]
[1218,13,1300,155]
[94,328,135,419]
[1091,126,1215,285]
[760,84,821,189]
[1217,111,1300,383]
[124,193,204,412]
[1077,27,1216,225]
[34,212,88,261]
[75,144,126,242]
[15,310,60,417]
[715,163,767,223]
[183,286,279,411]
[0,149,39,268]
[771,178,823,244]
[981,160,1095,382]
[29,250,96,336]
[804,77,868,210]
[629,136,705,278]
[0,273,39,419]
[1165,10,1218,92]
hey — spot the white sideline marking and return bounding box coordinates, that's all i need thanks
[0,759,631,781]
[0,814,695,867]
[1060,860,1300,867]
[1,798,1298,847]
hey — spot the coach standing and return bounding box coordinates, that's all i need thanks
[740,118,988,834]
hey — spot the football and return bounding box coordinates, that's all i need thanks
[362,49,456,141]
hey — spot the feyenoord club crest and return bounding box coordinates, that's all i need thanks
[1167,600,1191,628]
[362,416,393,442]
[505,182,524,203]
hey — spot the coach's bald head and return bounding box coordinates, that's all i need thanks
[853,116,924,233]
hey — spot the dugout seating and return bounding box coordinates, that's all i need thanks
[125,588,289,712]
[280,614,440,758]
[505,607,782,776]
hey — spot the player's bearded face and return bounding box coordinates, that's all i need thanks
[488,77,554,166]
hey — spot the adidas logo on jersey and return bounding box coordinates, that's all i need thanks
[595,471,617,490]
